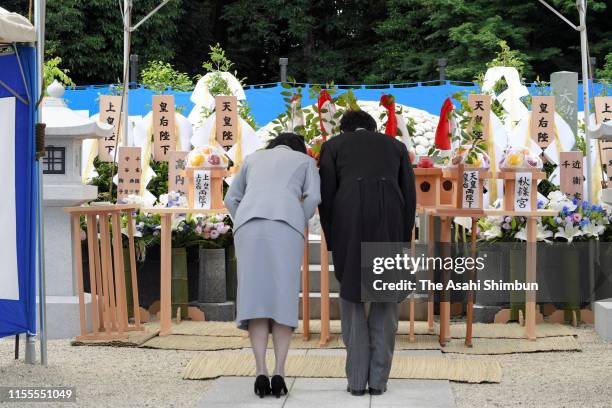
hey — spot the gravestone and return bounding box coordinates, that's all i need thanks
[551,71,578,138]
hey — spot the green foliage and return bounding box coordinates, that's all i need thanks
[597,53,612,81]
[90,158,118,202]
[43,57,75,89]
[197,44,257,128]
[486,40,527,76]
[45,0,183,84]
[147,160,169,199]
[141,60,193,92]
[202,43,234,73]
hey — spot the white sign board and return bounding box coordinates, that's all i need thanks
[513,172,532,212]
[462,170,480,209]
[0,97,19,300]
[193,169,211,210]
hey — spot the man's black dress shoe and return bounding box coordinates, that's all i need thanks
[346,386,366,396]
[368,387,386,395]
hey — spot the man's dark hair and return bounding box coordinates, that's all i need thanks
[266,132,307,154]
[339,110,377,132]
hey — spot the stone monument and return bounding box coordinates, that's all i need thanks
[551,71,578,138]
[40,81,112,339]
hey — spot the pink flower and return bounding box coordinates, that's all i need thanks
[203,231,211,239]
[210,230,220,239]
[195,226,202,235]
[220,225,230,234]
[80,230,87,241]
[572,213,582,223]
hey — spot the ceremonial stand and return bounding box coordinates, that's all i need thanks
[64,204,143,341]
[143,207,227,336]
[427,163,556,344]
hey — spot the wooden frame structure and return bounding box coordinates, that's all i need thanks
[64,205,143,341]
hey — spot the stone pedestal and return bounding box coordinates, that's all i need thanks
[594,298,612,342]
[192,301,236,321]
[198,248,227,303]
[197,247,235,321]
[37,295,92,339]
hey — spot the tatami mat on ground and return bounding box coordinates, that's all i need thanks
[183,352,502,383]
[71,329,159,347]
[145,320,578,339]
[141,331,580,354]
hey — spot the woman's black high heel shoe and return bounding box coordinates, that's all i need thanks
[271,375,288,398]
[254,375,271,398]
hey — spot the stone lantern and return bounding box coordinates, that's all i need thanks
[41,80,112,338]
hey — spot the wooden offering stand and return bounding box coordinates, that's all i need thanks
[185,167,231,210]
[497,168,546,212]
[491,167,550,339]
[64,205,143,341]
[413,167,444,338]
[428,164,490,347]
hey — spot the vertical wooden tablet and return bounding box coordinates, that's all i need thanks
[85,214,100,335]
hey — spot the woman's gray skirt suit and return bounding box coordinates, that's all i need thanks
[224,145,321,330]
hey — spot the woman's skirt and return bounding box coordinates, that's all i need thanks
[234,218,304,330]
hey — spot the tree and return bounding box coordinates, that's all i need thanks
[45,0,183,84]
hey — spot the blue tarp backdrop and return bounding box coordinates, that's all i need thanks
[0,46,37,338]
[63,80,606,128]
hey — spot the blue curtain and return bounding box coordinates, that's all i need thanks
[0,45,37,338]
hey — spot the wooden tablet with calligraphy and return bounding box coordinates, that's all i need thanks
[152,95,177,161]
[117,146,142,201]
[98,95,122,162]
[215,96,238,148]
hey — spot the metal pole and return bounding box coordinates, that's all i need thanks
[33,0,48,366]
[438,58,447,81]
[279,58,288,82]
[578,0,592,202]
[122,0,132,147]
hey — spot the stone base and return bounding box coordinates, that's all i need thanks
[594,298,612,342]
[37,294,92,339]
[473,305,502,323]
[192,301,236,321]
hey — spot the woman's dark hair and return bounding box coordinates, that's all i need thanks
[340,110,377,132]
[266,132,307,154]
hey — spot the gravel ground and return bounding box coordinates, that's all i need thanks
[0,339,210,407]
[1,326,610,408]
[451,326,612,408]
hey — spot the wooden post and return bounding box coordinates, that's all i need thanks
[319,231,330,346]
[71,214,87,337]
[465,217,477,347]
[302,226,310,340]
[525,217,537,341]
[99,213,117,332]
[85,214,100,336]
[159,213,173,336]
[90,215,105,331]
[111,212,129,333]
[439,217,452,345]
[427,213,435,334]
[126,212,141,328]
